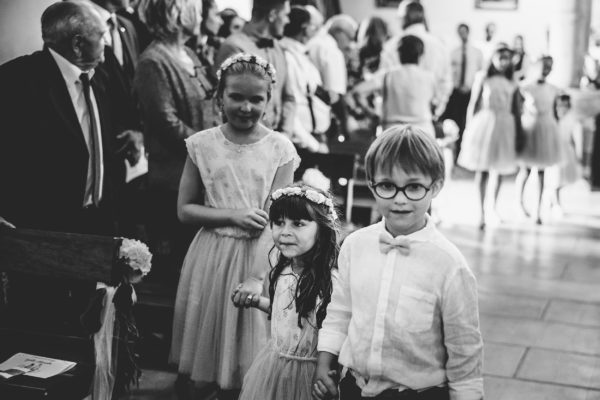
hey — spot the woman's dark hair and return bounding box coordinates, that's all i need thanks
[398,34,424,64]
[217,7,239,38]
[268,184,340,329]
[358,16,389,72]
[284,6,311,38]
[486,46,514,80]
[201,0,216,35]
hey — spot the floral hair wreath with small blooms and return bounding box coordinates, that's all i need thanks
[216,53,277,85]
[271,187,338,221]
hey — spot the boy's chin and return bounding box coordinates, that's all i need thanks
[384,214,427,236]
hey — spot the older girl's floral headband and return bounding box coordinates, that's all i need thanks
[216,53,277,84]
[271,187,338,220]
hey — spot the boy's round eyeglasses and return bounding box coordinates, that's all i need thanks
[369,181,433,201]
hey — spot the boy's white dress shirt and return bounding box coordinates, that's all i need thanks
[318,217,483,400]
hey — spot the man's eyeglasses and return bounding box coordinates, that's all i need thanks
[369,181,433,201]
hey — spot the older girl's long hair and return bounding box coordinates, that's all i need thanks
[268,185,339,329]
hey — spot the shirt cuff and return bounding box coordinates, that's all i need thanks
[449,377,484,400]
[317,329,346,355]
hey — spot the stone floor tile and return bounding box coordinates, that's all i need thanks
[483,343,526,377]
[517,349,600,390]
[484,376,596,400]
[477,275,600,303]
[480,315,600,356]
[544,300,600,327]
[563,258,600,284]
[479,291,547,319]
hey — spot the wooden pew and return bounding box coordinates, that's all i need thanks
[0,228,121,400]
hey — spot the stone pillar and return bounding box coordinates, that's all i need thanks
[548,0,592,88]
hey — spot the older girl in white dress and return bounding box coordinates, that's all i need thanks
[170,54,299,398]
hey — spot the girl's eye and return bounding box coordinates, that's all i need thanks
[272,219,284,226]
[229,93,243,101]
[293,221,305,227]
[250,96,264,104]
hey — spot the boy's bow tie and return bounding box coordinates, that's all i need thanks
[256,38,275,48]
[379,233,411,255]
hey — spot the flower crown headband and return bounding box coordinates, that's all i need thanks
[271,187,338,221]
[216,53,277,85]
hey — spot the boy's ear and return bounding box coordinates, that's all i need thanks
[430,179,444,199]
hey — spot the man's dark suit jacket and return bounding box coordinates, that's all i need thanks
[115,14,140,82]
[0,48,125,234]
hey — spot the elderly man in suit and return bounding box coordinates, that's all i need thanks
[0,1,127,235]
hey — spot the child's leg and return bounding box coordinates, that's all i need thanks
[475,171,489,229]
[536,169,545,224]
[491,172,503,216]
[516,167,531,217]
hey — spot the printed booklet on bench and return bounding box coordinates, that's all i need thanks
[0,353,76,379]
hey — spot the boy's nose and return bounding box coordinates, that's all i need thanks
[393,190,409,204]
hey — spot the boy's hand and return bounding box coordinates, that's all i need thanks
[312,366,339,399]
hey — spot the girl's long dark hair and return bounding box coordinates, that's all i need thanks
[267,185,339,329]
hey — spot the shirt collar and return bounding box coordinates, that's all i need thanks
[280,37,307,53]
[243,23,275,42]
[404,23,427,35]
[48,48,95,84]
[378,214,435,242]
[94,5,112,23]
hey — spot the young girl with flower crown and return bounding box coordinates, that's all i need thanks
[170,53,300,398]
[232,184,339,400]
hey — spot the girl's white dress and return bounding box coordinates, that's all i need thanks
[239,266,319,400]
[520,82,563,167]
[170,127,299,389]
[547,112,582,187]
[458,74,518,174]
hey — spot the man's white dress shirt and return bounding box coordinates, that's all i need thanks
[379,23,453,114]
[451,43,484,91]
[49,48,104,206]
[306,29,347,95]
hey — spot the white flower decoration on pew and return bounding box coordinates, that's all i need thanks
[119,238,152,277]
[271,187,338,220]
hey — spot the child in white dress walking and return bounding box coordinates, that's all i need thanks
[232,184,339,400]
[170,53,299,399]
[517,55,563,224]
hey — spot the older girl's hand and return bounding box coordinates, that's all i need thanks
[231,208,268,230]
[231,277,263,308]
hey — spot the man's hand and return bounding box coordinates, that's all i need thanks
[116,130,144,166]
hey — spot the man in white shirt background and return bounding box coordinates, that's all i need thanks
[379,0,453,118]
[307,12,357,142]
[444,23,483,160]
[281,5,330,153]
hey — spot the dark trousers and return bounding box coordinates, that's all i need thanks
[340,372,449,400]
[441,89,471,159]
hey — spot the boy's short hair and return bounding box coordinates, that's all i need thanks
[398,35,424,64]
[365,125,445,184]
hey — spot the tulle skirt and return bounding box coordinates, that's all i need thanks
[169,227,270,389]
[458,109,517,174]
[520,113,563,167]
[239,341,317,400]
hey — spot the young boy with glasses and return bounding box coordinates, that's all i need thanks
[312,125,484,400]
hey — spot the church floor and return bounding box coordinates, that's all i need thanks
[121,170,600,400]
